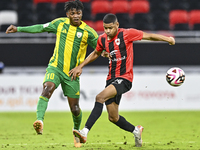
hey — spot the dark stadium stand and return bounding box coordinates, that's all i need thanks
[35,2,54,23]
[54,2,66,18]
[1,0,200,31]
[0,0,16,10]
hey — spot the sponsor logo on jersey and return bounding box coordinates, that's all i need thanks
[77,32,82,38]
[112,56,126,62]
[109,50,126,62]
[43,23,50,28]
[110,50,118,55]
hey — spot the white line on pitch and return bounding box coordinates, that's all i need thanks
[2,141,196,146]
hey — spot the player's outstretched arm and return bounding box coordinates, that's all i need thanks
[69,49,101,80]
[142,32,175,45]
[6,25,17,34]
[6,24,50,34]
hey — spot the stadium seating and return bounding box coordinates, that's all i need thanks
[150,0,169,15]
[91,1,111,21]
[82,2,92,20]
[116,14,132,28]
[0,10,18,31]
[132,13,152,30]
[80,0,91,2]
[153,13,169,30]
[0,10,18,25]
[17,0,33,12]
[169,0,189,10]
[83,20,95,29]
[52,0,67,4]
[94,20,104,32]
[34,0,51,4]
[193,24,200,30]
[18,10,35,26]
[1,0,200,31]
[35,2,54,23]
[110,0,131,28]
[174,23,190,30]
[169,10,189,30]
[55,2,66,18]
[189,10,200,29]
[110,0,129,14]
[189,0,200,10]
[154,21,170,31]
[91,1,111,15]
[129,0,150,16]
[0,0,16,10]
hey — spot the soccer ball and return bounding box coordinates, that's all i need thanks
[166,67,185,87]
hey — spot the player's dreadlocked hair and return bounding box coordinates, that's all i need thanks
[64,0,84,12]
[103,13,118,24]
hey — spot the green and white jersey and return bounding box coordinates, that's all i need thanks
[17,18,98,76]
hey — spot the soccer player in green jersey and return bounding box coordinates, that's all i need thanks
[6,0,98,147]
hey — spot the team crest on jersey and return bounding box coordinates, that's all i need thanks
[115,38,120,45]
[77,32,82,38]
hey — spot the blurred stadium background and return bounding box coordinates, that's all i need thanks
[0,0,200,112]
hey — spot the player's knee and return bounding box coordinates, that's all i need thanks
[95,94,104,103]
[108,116,118,123]
[71,104,80,116]
[41,84,55,99]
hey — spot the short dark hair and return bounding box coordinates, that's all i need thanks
[64,0,84,12]
[103,13,118,24]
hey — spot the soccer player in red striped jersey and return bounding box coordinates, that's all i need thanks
[70,13,175,147]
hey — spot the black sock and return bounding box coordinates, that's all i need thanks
[114,115,135,133]
[85,102,103,130]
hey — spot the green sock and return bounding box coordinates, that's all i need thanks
[36,96,49,121]
[72,110,82,130]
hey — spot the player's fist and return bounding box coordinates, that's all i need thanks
[101,51,112,60]
[6,25,17,34]
[169,37,175,45]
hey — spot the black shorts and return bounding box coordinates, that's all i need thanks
[105,78,132,105]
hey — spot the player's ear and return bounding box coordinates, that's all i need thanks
[116,21,119,28]
[66,12,69,17]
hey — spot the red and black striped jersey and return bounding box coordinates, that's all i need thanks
[96,28,143,82]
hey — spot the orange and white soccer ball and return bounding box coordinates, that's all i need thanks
[166,67,185,87]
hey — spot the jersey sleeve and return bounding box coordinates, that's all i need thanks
[17,21,57,34]
[87,27,99,49]
[96,36,104,52]
[41,22,57,33]
[126,28,143,42]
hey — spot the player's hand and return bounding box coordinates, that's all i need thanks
[101,51,112,60]
[6,25,17,34]
[169,37,175,45]
[69,66,82,81]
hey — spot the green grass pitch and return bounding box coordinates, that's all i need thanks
[1,111,200,150]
